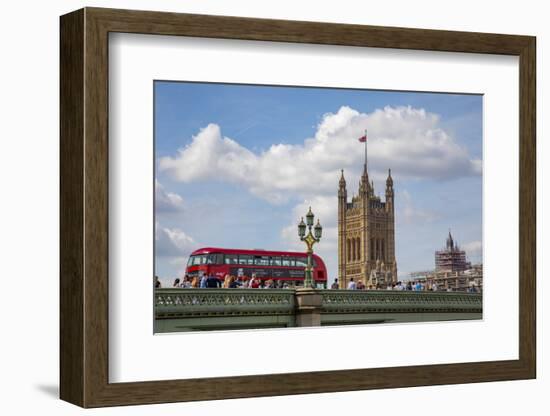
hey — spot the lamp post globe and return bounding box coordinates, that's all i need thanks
[298,217,306,238]
[314,219,322,240]
[306,206,314,227]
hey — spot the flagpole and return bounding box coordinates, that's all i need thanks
[364,129,368,171]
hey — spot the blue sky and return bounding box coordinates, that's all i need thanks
[154,81,482,285]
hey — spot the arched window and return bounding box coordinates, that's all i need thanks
[347,239,351,262]
[381,239,385,262]
[370,238,374,260]
[356,238,361,261]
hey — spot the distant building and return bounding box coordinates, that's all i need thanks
[407,232,481,292]
[337,160,397,289]
[408,264,483,292]
[435,230,471,273]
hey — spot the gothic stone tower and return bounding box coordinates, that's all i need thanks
[338,164,397,288]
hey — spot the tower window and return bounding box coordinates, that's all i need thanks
[370,238,374,260]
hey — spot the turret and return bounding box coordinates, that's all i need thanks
[385,168,394,212]
[386,168,393,188]
[358,164,369,197]
[338,170,348,288]
[446,230,454,250]
[338,169,347,199]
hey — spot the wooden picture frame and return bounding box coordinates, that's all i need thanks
[60,7,536,408]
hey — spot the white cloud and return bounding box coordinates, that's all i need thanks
[280,196,338,249]
[155,180,185,213]
[159,105,481,204]
[155,225,199,283]
[398,190,440,225]
[360,106,481,180]
[155,224,197,258]
[462,240,483,260]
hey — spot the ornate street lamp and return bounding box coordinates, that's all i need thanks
[298,207,322,288]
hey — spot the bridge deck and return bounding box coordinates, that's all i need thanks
[154,288,482,333]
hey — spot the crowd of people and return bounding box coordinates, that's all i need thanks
[168,273,292,289]
[154,274,479,293]
[340,277,438,291]
[335,277,479,292]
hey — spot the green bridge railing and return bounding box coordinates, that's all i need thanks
[154,288,482,333]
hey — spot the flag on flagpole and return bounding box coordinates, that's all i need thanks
[360,130,368,169]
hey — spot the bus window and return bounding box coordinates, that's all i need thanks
[254,256,270,266]
[270,256,282,266]
[281,257,291,267]
[189,255,206,266]
[238,254,253,265]
[206,253,223,265]
[224,254,239,264]
[294,257,307,267]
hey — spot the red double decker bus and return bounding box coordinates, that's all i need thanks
[185,247,328,288]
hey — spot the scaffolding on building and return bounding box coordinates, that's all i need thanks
[435,230,471,273]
